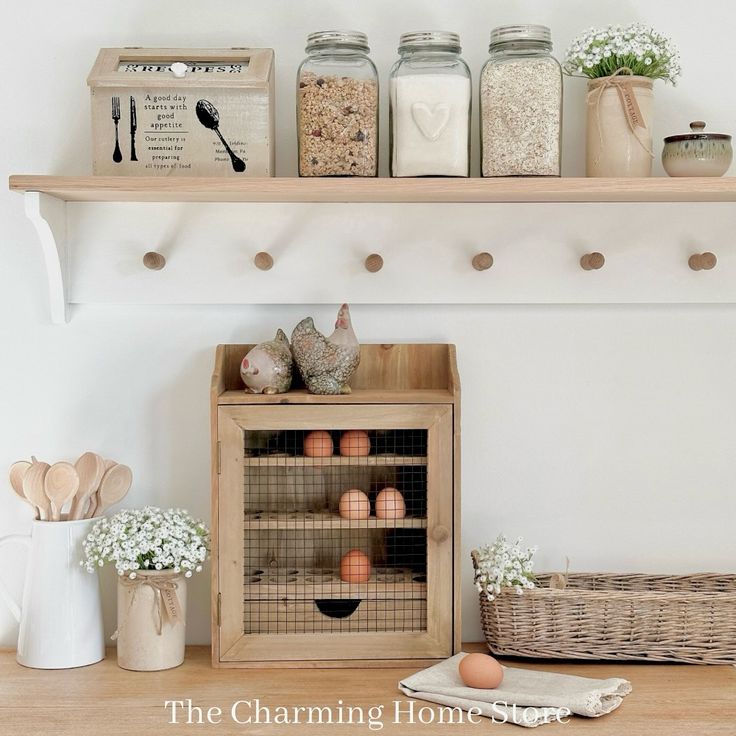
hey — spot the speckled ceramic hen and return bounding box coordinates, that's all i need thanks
[291,304,360,395]
[240,329,293,394]
[662,121,732,177]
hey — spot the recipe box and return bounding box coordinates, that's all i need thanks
[87,48,275,176]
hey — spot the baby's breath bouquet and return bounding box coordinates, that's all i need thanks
[474,534,537,601]
[82,506,210,579]
[564,24,681,84]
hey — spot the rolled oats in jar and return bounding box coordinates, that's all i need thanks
[480,25,562,176]
[297,31,378,176]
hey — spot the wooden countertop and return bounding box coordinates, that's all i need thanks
[1,645,734,734]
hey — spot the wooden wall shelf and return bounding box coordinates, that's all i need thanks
[10,175,736,203]
[9,175,736,323]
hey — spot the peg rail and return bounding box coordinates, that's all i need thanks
[9,175,736,322]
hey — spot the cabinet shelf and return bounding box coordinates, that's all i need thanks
[220,389,453,405]
[243,454,427,467]
[10,174,736,203]
[243,567,427,600]
[242,511,428,530]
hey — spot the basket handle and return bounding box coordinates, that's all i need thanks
[470,549,480,572]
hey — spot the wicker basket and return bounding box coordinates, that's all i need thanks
[471,551,736,664]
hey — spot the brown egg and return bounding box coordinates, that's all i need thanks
[375,487,406,520]
[339,489,371,520]
[304,430,334,457]
[458,653,504,689]
[339,430,371,457]
[340,549,372,583]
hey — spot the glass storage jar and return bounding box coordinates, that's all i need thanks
[389,31,471,177]
[297,30,378,177]
[480,25,562,177]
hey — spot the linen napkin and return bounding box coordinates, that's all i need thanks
[399,653,632,728]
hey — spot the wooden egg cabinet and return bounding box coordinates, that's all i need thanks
[211,343,460,667]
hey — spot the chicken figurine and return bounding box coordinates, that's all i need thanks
[240,329,293,394]
[291,304,360,395]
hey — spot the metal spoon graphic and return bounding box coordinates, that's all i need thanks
[195,99,246,173]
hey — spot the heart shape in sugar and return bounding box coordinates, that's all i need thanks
[411,102,451,141]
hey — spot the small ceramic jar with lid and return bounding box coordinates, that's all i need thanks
[662,121,732,177]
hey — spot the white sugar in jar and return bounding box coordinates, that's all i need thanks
[389,31,471,177]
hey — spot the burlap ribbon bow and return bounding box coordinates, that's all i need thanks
[113,572,183,640]
[586,67,654,159]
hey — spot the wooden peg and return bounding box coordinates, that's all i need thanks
[689,252,717,271]
[580,252,605,271]
[472,252,494,271]
[142,251,166,270]
[254,252,274,271]
[365,254,384,273]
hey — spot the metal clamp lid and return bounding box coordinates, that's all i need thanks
[306,30,369,53]
[490,24,552,49]
[398,31,461,54]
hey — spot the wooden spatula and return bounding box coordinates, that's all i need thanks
[44,462,80,521]
[94,464,132,517]
[23,460,51,521]
[71,452,105,520]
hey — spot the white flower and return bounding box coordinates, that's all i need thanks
[474,534,537,601]
[563,23,680,84]
[82,506,210,578]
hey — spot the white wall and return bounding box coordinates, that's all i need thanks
[1,0,735,647]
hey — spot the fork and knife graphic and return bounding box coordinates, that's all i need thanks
[111,96,138,163]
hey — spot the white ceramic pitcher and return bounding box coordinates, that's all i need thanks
[0,518,105,668]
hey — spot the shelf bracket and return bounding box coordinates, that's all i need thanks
[24,191,68,324]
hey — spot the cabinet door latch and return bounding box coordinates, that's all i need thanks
[217,441,221,475]
[217,592,222,626]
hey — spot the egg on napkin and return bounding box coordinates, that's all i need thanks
[458,652,504,689]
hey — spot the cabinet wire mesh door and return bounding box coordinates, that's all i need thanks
[242,428,428,635]
[212,343,460,667]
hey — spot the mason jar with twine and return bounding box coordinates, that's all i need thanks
[586,68,654,177]
[114,571,186,671]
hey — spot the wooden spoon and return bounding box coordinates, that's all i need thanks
[23,460,51,521]
[84,460,119,518]
[94,464,132,517]
[71,452,105,520]
[8,461,37,518]
[9,461,31,500]
[44,462,80,521]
